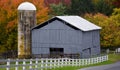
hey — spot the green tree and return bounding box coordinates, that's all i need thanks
[50,3,67,16]
[67,0,94,15]
[93,0,114,16]
[0,23,7,53]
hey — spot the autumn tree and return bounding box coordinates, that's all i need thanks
[31,0,49,24]
[84,9,120,49]
[0,0,49,56]
[110,8,120,48]
[84,13,109,47]
[0,0,19,54]
[112,0,120,8]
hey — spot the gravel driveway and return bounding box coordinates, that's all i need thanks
[79,62,120,70]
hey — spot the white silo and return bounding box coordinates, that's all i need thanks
[17,2,36,58]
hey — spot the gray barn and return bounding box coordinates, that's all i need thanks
[31,16,101,58]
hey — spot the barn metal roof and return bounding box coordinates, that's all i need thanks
[56,16,101,31]
[32,16,101,31]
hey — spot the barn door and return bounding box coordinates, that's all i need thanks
[49,48,64,58]
[82,48,91,58]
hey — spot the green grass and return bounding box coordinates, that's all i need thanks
[48,60,112,70]
[48,66,79,70]
[109,53,120,62]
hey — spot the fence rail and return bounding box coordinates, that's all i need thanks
[0,55,108,70]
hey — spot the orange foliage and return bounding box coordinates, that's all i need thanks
[27,0,49,24]
[33,0,49,24]
[0,0,49,31]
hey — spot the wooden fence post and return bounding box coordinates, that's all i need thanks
[23,59,26,70]
[75,59,77,66]
[59,58,62,67]
[84,59,87,66]
[99,57,102,63]
[93,58,96,64]
[57,59,60,67]
[101,56,104,62]
[78,59,81,66]
[35,58,38,69]
[72,59,74,66]
[6,59,10,70]
[90,58,94,64]
[96,57,99,63]
[15,59,18,70]
[103,56,105,61]
[65,58,67,66]
[106,55,108,61]
[81,59,83,66]
[29,59,32,69]
[50,59,52,69]
[61,58,63,67]
[45,58,48,69]
[41,59,43,70]
[68,58,71,66]
[88,58,90,65]
[54,59,56,68]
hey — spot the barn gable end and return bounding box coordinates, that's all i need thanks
[32,17,80,30]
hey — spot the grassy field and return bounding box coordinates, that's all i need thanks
[48,60,112,70]
[0,53,120,70]
[109,53,120,62]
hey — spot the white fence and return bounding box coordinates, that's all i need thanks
[0,55,108,70]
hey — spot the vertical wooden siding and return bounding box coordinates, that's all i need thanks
[32,19,100,58]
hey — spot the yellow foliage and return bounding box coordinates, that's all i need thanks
[84,12,120,48]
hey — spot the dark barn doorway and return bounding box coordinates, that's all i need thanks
[50,48,64,58]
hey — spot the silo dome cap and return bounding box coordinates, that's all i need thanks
[18,2,36,10]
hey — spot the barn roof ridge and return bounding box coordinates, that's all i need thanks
[32,16,101,31]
